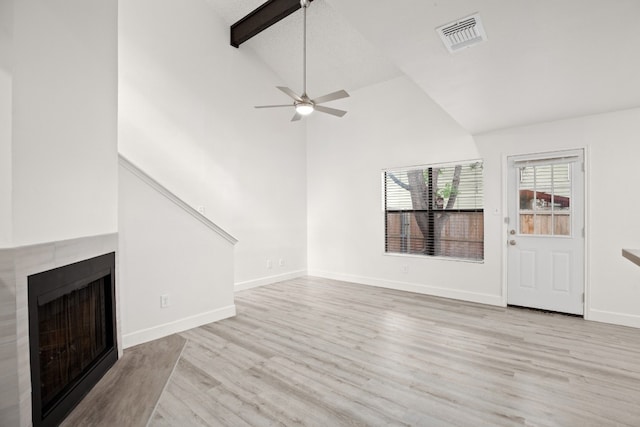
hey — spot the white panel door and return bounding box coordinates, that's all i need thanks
[507,150,584,315]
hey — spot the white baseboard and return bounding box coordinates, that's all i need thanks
[587,308,640,329]
[122,304,236,349]
[235,270,307,292]
[308,270,503,307]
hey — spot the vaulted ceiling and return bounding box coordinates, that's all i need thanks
[205,0,640,134]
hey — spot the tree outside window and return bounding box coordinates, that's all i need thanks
[384,161,484,261]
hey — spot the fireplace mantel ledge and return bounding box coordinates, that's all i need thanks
[622,249,640,267]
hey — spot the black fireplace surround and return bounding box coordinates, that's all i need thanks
[28,252,117,427]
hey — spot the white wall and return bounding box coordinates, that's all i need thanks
[11,0,118,246]
[307,76,503,305]
[308,75,640,328]
[0,0,12,247]
[119,161,235,347]
[119,0,307,288]
[1,1,118,424]
[476,108,640,327]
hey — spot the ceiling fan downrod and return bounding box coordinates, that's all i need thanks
[254,0,350,121]
[301,0,309,96]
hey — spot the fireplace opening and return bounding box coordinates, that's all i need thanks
[28,252,117,427]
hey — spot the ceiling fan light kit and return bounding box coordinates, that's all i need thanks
[295,102,314,116]
[254,0,349,121]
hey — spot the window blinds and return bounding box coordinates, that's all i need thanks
[384,161,484,261]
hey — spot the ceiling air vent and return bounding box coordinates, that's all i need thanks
[436,13,487,53]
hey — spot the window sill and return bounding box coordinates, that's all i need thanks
[383,252,484,264]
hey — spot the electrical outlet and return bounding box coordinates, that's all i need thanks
[402,264,409,274]
[278,258,285,267]
[267,259,273,269]
[160,294,170,308]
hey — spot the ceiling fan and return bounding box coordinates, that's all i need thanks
[255,0,349,121]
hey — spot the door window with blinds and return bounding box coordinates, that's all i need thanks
[384,161,484,261]
[515,157,574,236]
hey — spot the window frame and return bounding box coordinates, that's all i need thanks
[382,160,485,262]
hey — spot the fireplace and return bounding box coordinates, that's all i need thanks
[28,252,118,427]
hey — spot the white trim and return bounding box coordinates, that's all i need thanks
[121,304,236,349]
[308,270,503,306]
[119,154,238,244]
[382,251,484,264]
[501,153,509,307]
[235,270,307,292]
[588,309,640,329]
[583,146,591,320]
[507,149,583,165]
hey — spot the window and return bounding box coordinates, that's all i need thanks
[517,162,572,236]
[384,161,484,261]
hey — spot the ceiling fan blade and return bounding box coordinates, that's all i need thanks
[277,86,303,102]
[314,105,347,118]
[254,104,292,109]
[312,89,350,105]
[291,112,303,122]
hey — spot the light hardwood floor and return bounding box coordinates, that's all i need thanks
[146,276,640,427]
[62,333,185,426]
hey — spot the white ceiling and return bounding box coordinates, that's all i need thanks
[206,0,640,134]
[204,0,401,98]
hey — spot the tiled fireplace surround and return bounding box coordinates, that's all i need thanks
[0,233,120,426]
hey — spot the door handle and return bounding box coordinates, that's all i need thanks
[509,240,517,246]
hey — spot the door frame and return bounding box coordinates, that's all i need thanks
[501,147,590,318]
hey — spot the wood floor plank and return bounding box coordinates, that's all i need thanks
[61,333,186,427]
[148,277,640,426]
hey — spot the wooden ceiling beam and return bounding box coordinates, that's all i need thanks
[230,0,313,48]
